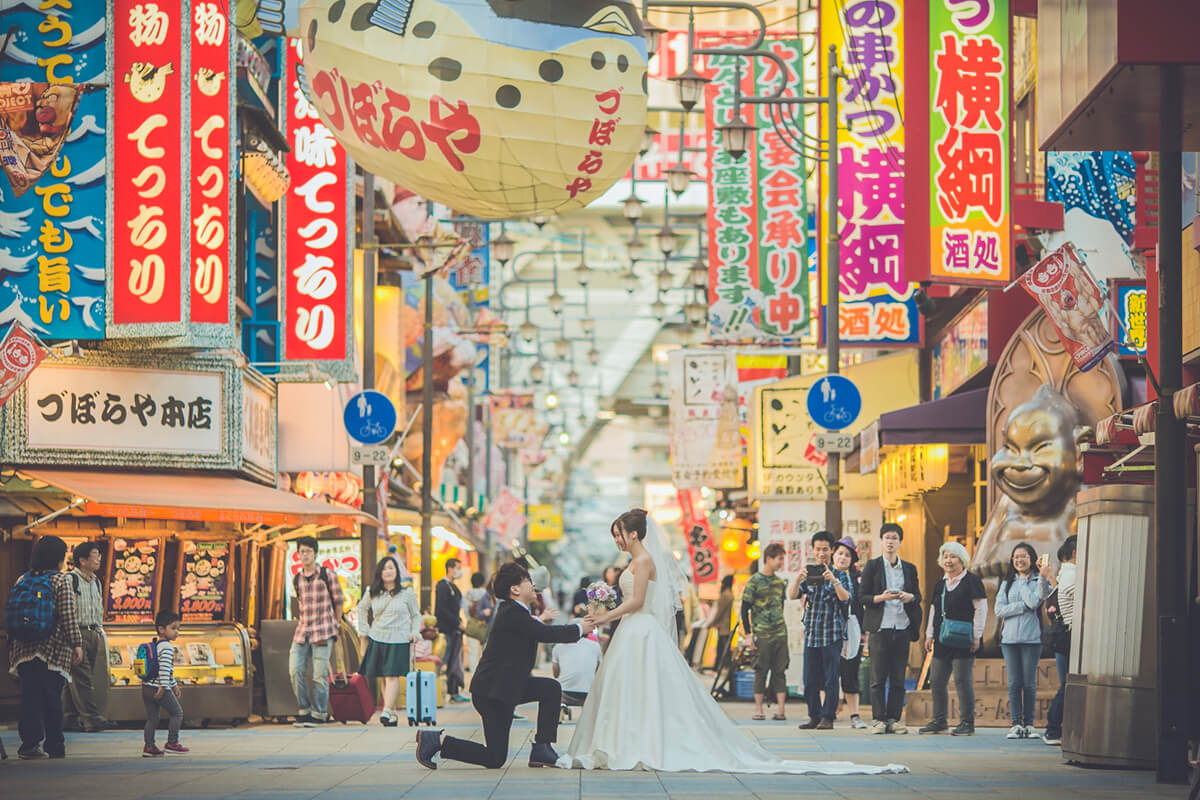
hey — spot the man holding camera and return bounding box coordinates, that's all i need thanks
[789,530,852,730]
[859,522,922,734]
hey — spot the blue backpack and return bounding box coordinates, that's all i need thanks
[4,571,57,642]
[134,638,160,682]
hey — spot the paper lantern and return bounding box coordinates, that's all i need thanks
[297,0,648,219]
[719,520,753,571]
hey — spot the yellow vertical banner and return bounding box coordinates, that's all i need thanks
[527,504,563,542]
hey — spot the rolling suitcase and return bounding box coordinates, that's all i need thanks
[406,669,437,726]
[328,641,374,723]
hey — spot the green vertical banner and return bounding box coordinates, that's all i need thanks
[928,0,1011,285]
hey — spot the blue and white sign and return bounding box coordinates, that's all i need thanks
[806,375,862,432]
[343,391,397,445]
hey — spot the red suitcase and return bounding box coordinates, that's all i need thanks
[328,671,374,724]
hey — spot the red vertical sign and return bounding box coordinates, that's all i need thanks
[677,489,718,585]
[283,38,349,361]
[112,0,183,324]
[188,2,231,323]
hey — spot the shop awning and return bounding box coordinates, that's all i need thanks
[1095,401,1157,445]
[873,387,988,446]
[18,468,370,530]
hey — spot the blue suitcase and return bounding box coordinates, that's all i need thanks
[406,670,437,726]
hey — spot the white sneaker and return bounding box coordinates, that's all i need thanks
[867,720,888,734]
[1023,726,1037,739]
[1006,725,1024,739]
[850,715,868,730]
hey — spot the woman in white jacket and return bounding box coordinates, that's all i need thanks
[356,555,421,726]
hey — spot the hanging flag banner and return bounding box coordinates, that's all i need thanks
[0,1,106,340]
[736,354,789,467]
[668,349,741,488]
[1113,281,1147,358]
[820,0,921,345]
[283,37,353,369]
[677,488,718,585]
[482,487,527,543]
[188,2,234,325]
[0,321,48,408]
[1018,243,1116,371]
[705,39,810,343]
[111,0,185,326]
[928,0,1011,284]
[490,390,540,449]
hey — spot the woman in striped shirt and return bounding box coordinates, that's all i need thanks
[356,555,422,726]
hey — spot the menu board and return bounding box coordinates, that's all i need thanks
[105,538,163,623]
[179,541,230,622]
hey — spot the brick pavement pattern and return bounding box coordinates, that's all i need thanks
[0,701,1182,800]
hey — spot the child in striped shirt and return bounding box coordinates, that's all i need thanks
[142,610,188,757]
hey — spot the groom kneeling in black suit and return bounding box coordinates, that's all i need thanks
[416,562,592,769]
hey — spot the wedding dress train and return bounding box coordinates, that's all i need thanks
[558,571,908,775]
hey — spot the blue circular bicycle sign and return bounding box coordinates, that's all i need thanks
[343,391,397,445]
[806,375,862,432]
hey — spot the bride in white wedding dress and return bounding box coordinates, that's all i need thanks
[558,509,908,775]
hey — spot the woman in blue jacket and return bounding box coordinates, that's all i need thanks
[995,543,1051,740]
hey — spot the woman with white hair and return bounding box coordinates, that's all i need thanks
[919,541,987,736]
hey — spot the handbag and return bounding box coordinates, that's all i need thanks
[841,611,862,660]
[937,585,975,650]
[465,616,488,642]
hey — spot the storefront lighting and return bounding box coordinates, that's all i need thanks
[241,136,289,204]
[627,234,647,260]
[671,66,709,112]
[622,269,639,294]
[530,362,546,383]
[388,524,474,552]
[650,297,667,319]
[490,231,516,265]
[622,194,645,222]
[656,225,677,255]
[690,257,708,288]
[640,125,659,156]
[519,318,537,340]
[664,164,695,197]
[547,289,565,315]
[554,337,571,359]
[647,405,663,419]
[573,258,593,286]
[545,392,559,408]
[643,23,665,59]
[528,213,552,229]
[684,300,707,326]
[718,118,758,160]
[656,265,674,291]
[558,431,571,445]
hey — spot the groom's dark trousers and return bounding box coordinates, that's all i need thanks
[439,599,581,768]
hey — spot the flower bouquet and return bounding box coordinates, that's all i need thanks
[585,581,618,615]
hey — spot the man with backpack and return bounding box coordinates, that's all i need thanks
[289,537,344,726]
[63,540,115,733]
[6,535,83,759]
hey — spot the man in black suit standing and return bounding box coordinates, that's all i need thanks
[859,522,922,734]
[417,562,593,769]
[435,558,468,702]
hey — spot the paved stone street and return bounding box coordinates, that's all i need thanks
[1,699,1186,800]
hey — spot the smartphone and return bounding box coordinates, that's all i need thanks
[1036,553,1050,571]
[805,564,825,585]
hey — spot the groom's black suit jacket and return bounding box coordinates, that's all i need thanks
[470,599,581,705]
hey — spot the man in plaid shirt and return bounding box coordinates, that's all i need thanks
[789,530,852,730]
[289,537,344,726]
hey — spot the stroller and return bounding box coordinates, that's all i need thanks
[710,621,756,700]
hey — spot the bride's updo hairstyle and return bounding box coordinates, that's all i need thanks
[614,508,649,540]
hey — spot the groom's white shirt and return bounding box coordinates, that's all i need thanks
[509,599,584,636]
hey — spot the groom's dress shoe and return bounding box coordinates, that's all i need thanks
[529,742,559,768]
[415,730,442,770]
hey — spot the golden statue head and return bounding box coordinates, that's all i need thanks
[990,385,1086,517]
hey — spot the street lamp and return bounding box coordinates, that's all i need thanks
[664,163,694,197]
[622,194,645,222]
[580,316,595,334]
[643,22,666,58]
[622,269,639,294]
[717,118,757,160]
[690,256,708,288]
[651,379,665,398]
[547,289,565,315]
[554,337,571,359]
[684,300,707,326]
[573,257,592,286]
[588,345,601,365]
[640,125,659,157]
[627,234,647,260]
[650,297,667,319]
[558,430,571,445]
[530,362,546,383]
[656,225,677,255]
[490,231,515,265]
[528,213,551,229]
[545,391,559,408]
[567,368,580,387]
[671,66,709,112]
[519,318,537,341]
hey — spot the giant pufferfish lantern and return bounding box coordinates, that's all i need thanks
[296,0,649,219]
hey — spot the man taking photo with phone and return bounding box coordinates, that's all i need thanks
[858,522,922,734]
[789,530,852,730]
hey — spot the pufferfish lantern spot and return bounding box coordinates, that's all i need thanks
[298,0,649,219]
